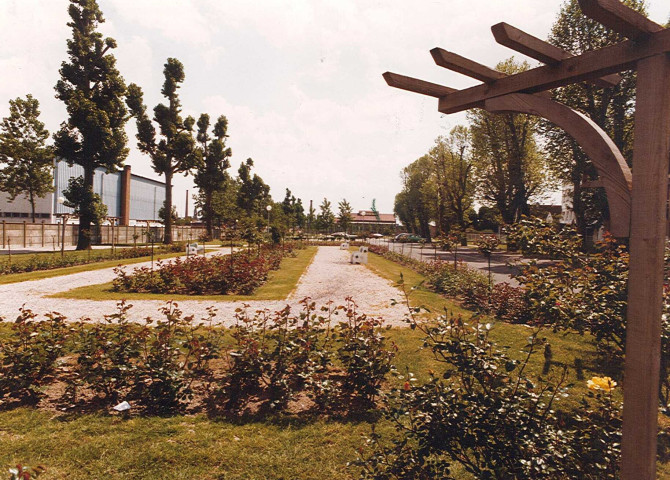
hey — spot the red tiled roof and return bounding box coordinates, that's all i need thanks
[341,210,396,223]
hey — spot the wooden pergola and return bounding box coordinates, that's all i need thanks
[383,1,669,478]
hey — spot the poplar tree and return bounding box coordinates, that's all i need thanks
[54,0,128,249]
[126,58,198,244]
[0,95,54,222]
[193,114,231,239]
[337,199,354,234]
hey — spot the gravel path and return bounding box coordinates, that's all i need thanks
[0,247,409,326]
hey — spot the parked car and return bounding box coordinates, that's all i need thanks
[393,233,424,243]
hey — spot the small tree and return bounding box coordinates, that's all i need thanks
[337,198,354,234]
[62,176,107,225]
[316,198,335,233]
[0,95,54,222]
[126,58,198,244]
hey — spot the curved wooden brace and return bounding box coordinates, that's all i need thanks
[484,93,632,237]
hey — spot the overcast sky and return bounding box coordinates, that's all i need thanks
[1,0,668,215]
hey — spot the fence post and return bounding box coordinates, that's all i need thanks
[1,220,5,249]
[23,221,26,247]
[41,222,45,247]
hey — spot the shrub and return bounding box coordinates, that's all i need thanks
[113,243,298,296]
[71,302,220,414]
[0,308,68,406]
[220,298,395,415]
[354,312,623,479]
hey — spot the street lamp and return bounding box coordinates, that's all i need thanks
[57,196,70,258]
[266,205,272,231]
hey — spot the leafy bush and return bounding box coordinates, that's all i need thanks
[507,218,581,259]
[354,312,623,479]
[113,243,299,295]
[0,308,68,406]
[71,302,220,414]
[221,298,396,415]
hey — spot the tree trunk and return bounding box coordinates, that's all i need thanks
[205,191,213,240]
[77,166,94,250]
[29,191,36,223]
[164,169,173,244]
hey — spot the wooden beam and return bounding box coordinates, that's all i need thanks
[382,72,456,98]
[578,0,664,40]
[430,48,506,82]
[621,53,670,480]
[491,22,621,88]
[437,27,670,114]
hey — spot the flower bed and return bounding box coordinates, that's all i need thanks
[0,299,395,417]
[112,243,301,295]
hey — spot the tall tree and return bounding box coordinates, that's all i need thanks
[394,156,433,239]
[543,0,645,234]
[54,0,128,249]
[126,58,198,244]
[236,158,270,218]
[193,114,231,239]
[429,126,475,231]
[316,198,335,232]
[469,59,549,224]
[294,198,306,229]
[0,95,54,222]
[337,199,354,234]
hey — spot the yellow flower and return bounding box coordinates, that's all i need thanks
[587,376,617,392]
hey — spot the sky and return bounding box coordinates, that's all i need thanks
[0,0,668,216]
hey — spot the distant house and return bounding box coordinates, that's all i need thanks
[340,210,398,234]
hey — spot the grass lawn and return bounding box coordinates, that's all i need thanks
[0,249,206,286]
[51,246,318,301]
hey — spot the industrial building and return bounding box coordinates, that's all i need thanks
[0,160,166,225]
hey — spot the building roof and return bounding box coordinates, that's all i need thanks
[349,210,396,223]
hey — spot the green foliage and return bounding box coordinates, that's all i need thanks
[512,221,670,409]
[193,114,232,239]
[0,95,54,222]
[54,0,129,249]
[71,301,219,414]
[0,308,68,406]
[394,156,433,239]
[62,176,107,225]
[475,234,499,258]
[126,58,198,244]
[112,243,301,296]
[508,218,582,258]
[468,59,551,224]
[236,158,270,218]
[222,298,396,415]
[355,312,622,479]
[543,0,645,232]
[316,197,335,232]
[337,198,354,233]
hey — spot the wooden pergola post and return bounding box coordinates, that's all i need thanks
[382,1,670,477]
[622,53,670,479]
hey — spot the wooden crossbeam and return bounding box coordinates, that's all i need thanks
[430,48,506,82]
[578,0,664,40]
[491,22,621,88]
[382,72,456,98]
[438,28,670,114]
